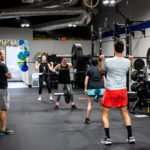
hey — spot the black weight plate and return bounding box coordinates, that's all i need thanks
[147,47,150,69]
[131,83,137,91]
[133,58,145,70]
[131,71,138,81]
[64,93,70,104]
[71,44,77,68]
[76,49,83,69]
[71,44,83,68]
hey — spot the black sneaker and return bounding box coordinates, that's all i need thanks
[84,118,90,124]
[0,129,14,135]
[101,138,112,145]
[71,105,77,110]
[127,136,135,144]
[55,105,59,109]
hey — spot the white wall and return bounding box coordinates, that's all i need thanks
[28,40,92,85]
[0,27,33,40]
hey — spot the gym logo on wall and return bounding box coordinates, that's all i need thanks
[0,40,21,47]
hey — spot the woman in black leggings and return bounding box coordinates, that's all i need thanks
[35,54,54,101]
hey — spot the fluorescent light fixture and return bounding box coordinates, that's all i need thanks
[103,0,122,6]
[25,24,30,27]
[103,0,109,4]
[21,23,30,28]
[110,0,115,4]
[68,24,72,27]
[21,24,25,27]
[73,24,77,27]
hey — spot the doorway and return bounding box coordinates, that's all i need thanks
[5,46,23,81]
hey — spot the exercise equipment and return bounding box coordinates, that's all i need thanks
[131,71,145,82]
[132,59,145,70]
[19,40,24,45]
[19,43,150,72]
[130,64,148,113]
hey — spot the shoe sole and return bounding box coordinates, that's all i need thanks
[128,140,135,144]
[6,133,14,135]
[126,139,136,144]
[101,140,112,145]
[101,142,112,145]
[0,133,14,135]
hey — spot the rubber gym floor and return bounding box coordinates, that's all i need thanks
[0,88,150,150]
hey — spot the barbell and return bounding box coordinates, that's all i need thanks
[54,92,85,104]
[18,44,150,72]
[32,70,85,76]
[54,91,138,104]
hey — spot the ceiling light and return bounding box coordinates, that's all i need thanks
[103,0,109,5]
[110,0,115,4]
[103,0,122,6]
[68,24,72,27]
[21,23,30,28]
[21,24,25,27]
[73,24,77,27]
[25,24,30,27]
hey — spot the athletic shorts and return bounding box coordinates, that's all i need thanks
[102,88,128,108]
[87,88,105,98]
[0,89,10,110]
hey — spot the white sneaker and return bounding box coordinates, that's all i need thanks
[101,138,112,145]
[50,96,54,101]
[38,97,42,101]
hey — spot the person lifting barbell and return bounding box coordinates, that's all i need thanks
[99,39,135,145]
[51,57,77,110]
[35,53,54,101]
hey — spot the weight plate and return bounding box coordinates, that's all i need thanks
[132,58,145,70]
[72,44,77,68]
[64,93,70,104]
[147,47,150,69]
[131,83,137,92]
[131,71,138,81]
[71,44,83,68]
[76,48,83,69]
[131,71,144,81]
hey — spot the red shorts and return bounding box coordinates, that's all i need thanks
[102,88,128,108]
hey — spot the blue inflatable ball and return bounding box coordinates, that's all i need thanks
[21,64,28,72]
[24,51,30,57]
[18,52,24,60]
[19,40,24,45]
[18,54,21,59]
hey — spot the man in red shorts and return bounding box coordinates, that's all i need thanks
[99,39,135,145]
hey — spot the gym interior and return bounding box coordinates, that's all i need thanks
[0,0,150,150]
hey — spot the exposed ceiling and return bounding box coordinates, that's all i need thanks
[0,0,96,39]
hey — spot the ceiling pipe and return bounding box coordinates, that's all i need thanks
[0,7,84,19]
[7,0,80,9]
[33,12,91,31]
